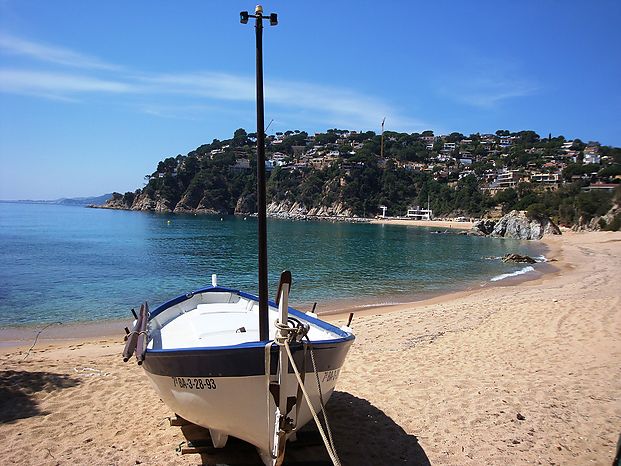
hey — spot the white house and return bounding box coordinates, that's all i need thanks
[584,152,601,164]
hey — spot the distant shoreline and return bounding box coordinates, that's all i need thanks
[0,194,112,206]
[89,201,477,228]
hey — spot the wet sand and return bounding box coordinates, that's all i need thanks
[0,230,619,465]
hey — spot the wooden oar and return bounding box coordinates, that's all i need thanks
[135,302,149,365]
[122,303,144,362]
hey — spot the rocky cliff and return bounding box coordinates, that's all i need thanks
[100,192,133,210]
[266,200,353,219]
[572,200,621,231]
[471,210,561,240]
[100,190,356,219]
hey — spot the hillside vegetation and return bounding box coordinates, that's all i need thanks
[105,128,621,230]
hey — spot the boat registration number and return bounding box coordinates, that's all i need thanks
[172,377,217,390]
[321,369,339,383]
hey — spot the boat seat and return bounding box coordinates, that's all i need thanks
[193,302,260,345]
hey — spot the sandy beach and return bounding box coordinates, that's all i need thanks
[1,231,619,465]
[370,218,475,230]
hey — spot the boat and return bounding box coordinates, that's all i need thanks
[123,273,354,465]
[122,7,354,465]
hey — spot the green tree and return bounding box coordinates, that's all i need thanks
[494,188,518,213]
[232,128,248,147]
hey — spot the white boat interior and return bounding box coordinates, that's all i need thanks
[147,291,340,350]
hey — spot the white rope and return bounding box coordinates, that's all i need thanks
[308,344,338,456]
[284,340,341,466]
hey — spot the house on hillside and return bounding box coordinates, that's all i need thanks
[529,172,561,190]
[584,152,601,164]
[581,183,617,192]
[231,159,251,173]
[499,136,513,148]
[496,170,521,188]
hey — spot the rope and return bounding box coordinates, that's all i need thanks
[308,342,338,458]
[274,318,309,346]
[274,319,291,345]
[284,340,341,466]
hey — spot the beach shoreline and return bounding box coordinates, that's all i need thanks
[1,230,619,465]
[370,217,475,230]
[0,236,552,349]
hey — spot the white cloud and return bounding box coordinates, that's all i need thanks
[266,79,429,131]
[0,32,121,71]
[0,69,135,96]
[435,54,540,108]
[136,72,429,130]
[138,72,255,101]
[446,75,539,108]
[0,33,434,132]
[136,102,240,121]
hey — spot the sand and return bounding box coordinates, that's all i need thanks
[370,218,474,230]
[1,231,619,465]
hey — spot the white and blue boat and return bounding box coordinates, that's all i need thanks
[124,274,354,466]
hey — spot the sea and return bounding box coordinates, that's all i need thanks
[0,202,547,327]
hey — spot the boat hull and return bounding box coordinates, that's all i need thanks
[142,340,352,453]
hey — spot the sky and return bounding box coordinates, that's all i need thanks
[0,1,619,200]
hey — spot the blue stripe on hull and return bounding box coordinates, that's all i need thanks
[142,339,352,378]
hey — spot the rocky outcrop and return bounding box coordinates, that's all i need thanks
[490,210,561,240]
[104,189,229,214]
[101,192,132,210]
[468,211,561,240]
[130,191,164,212]
[234,194,256,215]
[307,202,353,217]
[471,219,496,236]
[101,191,352,218]
[173,191,200,213]
[573,200,621,231]
[266,200,354,220]
[502,253,537,264]
[155,198,176,212]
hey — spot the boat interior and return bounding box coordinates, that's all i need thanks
[147,291,341,350]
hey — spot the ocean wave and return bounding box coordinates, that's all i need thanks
[490,266,535,282]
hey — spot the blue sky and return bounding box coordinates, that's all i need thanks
[1,0,619,199]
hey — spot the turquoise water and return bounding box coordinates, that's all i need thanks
[0,203,545,326]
